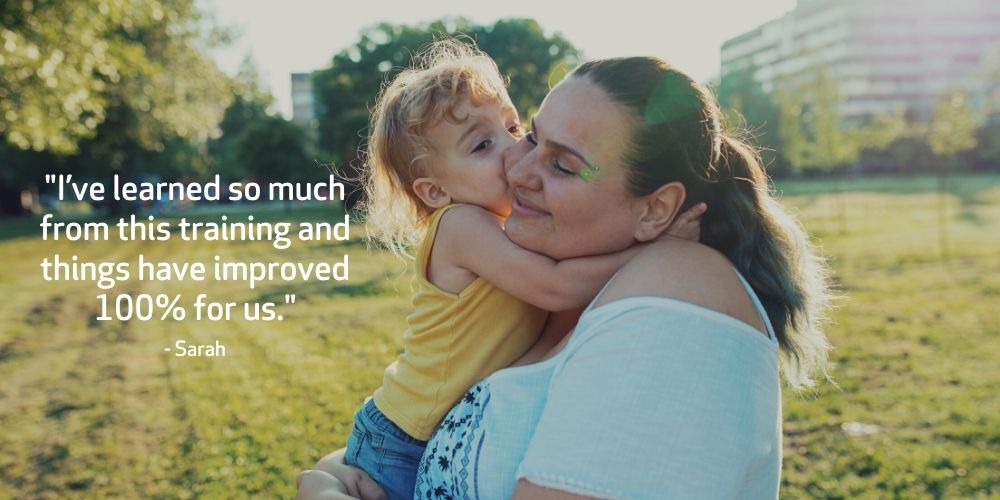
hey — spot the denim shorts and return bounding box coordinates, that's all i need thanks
[344,398,428,500]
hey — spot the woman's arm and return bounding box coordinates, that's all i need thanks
[512,481,596,499]
[296,470,355,500]
[297,449,386,500]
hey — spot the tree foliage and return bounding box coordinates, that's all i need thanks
[236,117,312,185]
[715,66,786,174]
[975,122,1000,168]
[774,64,863,174]
[208,58,276,181]
[312,18,580,169]
[0,0,233,155]
[928,91,978,161]
[925,90,977,260]
[772,62,922,177]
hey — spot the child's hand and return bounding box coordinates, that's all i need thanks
[665,202,707,242]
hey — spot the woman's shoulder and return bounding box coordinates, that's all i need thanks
[591,239,768,335]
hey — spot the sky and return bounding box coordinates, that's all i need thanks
[204,0,798,118]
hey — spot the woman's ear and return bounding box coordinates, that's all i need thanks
[412,177,452,209]
[634,182,685,242]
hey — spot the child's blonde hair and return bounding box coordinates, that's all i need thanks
[362,39,512,257]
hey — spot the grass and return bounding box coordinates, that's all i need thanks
[772,174,1000,499]
[1,173,998,499]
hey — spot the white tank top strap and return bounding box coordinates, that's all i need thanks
[582,271,621,315]
[584,269,777,343]
[733,269,778,343]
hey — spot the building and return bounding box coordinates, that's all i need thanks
[721,0,1000,120]
[291,72,316,127]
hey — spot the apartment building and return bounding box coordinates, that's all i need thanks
[721,0,1000,120]
[291,72,316,127]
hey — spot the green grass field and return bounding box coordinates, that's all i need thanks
[1,173,998,499]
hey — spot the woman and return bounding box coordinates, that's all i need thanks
[300,56,831,499]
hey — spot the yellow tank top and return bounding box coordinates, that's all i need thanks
[373,204,547,440]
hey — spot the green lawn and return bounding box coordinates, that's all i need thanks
[1,174,998,499]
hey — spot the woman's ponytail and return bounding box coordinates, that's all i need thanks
[571,57,833,388]
[705,135,833,388]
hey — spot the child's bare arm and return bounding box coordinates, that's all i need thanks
[434,205,646,311]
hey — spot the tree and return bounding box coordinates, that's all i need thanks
[1,0,234,204]
[0,142,64,215]
[467,19,579,120]
[774,64,862,233]
[208,58,276,181]
[1,1,119,154]
[927,90,978,259]
[975,121,1000,169]
[312,18,580,209]
[929,92,978,161]
[973,47,1000,169]
[773,62,913,231]
[774,64,861,175]
[716,67,787,175]
[236,117,313,210]
[885,128,934,174]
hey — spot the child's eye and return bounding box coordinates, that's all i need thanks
[472,140,491,153]
[508,123,524,137]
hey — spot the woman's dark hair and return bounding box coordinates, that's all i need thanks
[571,58,832,388]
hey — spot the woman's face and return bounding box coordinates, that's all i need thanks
[503,76,645,260]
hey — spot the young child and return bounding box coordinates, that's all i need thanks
[311,41,702,500]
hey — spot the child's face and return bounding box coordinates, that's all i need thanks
[420,96,522,217]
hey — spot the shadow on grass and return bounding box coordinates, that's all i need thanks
[0,203,346,242]
[311,238,366,251]
[957,209,987,226]
[0,215,68,241]
[775,172,1000,203]
[776,172,1000,229]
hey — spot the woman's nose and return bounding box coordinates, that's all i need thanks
[505,136,541,191]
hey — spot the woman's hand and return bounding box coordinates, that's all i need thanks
[297,449,386,500]
[665,202,707,242]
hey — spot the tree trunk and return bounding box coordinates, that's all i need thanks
[938,165,950,261]
[834,167,847,235]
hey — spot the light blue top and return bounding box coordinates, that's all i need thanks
[414,272,781,499]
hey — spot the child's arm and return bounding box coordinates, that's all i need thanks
[434,205,645,311]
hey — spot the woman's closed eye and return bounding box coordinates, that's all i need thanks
[550,159,575,176]
[524,131,575,176]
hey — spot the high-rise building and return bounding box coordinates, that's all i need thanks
[721,0,1000,120]
[291,73,316,127]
